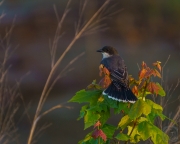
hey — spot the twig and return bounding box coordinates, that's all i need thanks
[50,2,71,68]
[161,55,170,86]
[124,119,137,144]
[165,106,180,134]
[27,1,112,144]
[41,52,85,109]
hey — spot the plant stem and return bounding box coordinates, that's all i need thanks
[124,119,137,144]
[27,1,111,144]
[142,78,149,100]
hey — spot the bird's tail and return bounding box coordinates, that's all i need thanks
[103,82,137,103]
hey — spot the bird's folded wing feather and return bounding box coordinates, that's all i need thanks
[110,67,129,88]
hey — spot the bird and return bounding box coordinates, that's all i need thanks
[97,46,137,103]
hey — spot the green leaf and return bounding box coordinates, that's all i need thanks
[138,121,152,140]
[114,102,130,114]
[84,109,101,129]
[99,106,110,125]
[138,121,169,144]
[156,82,166,96]
[86,103,110,126]
[138,117,148,123]
[128,99,151,120]
[77,105,88,120]
[95,103,108,112]
[118,115,131,130]
[146,99,163,110]
[78,132,93,144]
[147,109,166,123]
[102,124,116,139]
[151,124,169,144]
[146,99,166,122]
[115,133,130,141]
[104,95,119,109]
[69,89,102,104]
[127,125,141,143]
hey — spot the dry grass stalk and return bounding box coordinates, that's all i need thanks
[0,15,21,144]
[150,55,180,143]
[27,0,118,143]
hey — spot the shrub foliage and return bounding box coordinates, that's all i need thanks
[69,61,169,144]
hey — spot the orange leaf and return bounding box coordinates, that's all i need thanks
[99,64,104,76]
[132,86,138,96]
[153,61,161,72]
[139,68,147,80]
[138,80,145,89]
[157,63,161,72]
[99,76,111,89]
[99,64,110,76]
[141,61,147,68]
[128,75,134,82]
[147,82,160,95]
[144,68,153,78]
[103,67,110,76]
[94,121,101,129]
[153,69,161,78]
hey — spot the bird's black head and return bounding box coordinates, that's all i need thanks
[97,46,118,55]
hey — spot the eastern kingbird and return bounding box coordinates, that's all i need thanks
[97,46,137,103]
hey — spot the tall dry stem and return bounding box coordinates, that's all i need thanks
[0,13,22,144]
[151,56,180,143]
[27,0,117,143]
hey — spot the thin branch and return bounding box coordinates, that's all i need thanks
[38,104,72,121]
[27,1,112,143]
[161,55,170,86]
[164,79,180,108]
[50,1,71,68]
[33,123,52,143]
[41,52,85,107]
[165,106,180,134]
[124,119,137,144]
[75,0,88,35]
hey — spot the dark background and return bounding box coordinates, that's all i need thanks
[0,0,180,143]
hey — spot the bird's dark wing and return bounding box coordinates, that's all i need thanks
[110,66,129,89]
[100,55,129,89]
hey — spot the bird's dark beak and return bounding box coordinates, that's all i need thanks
[97,49,103,52]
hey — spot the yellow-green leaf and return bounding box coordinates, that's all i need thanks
[128,99,151,120]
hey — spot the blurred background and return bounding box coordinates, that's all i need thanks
[0,0,180,143]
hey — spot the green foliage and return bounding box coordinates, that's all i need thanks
[69,61,170,144]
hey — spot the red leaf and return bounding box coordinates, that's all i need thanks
[92,129,107,142]
[92,129,99,139]
[147,82,160,95]
[99,129,107,142]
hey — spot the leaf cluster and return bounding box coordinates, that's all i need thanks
[69,61,169,144]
